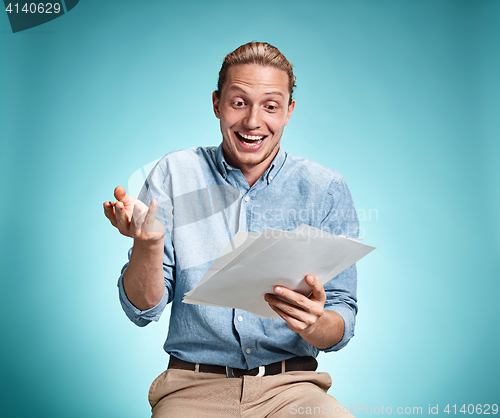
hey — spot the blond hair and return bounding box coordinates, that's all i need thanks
[216,42,296,105]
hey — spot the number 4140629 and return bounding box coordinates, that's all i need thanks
[444,404,498,414]
[5,3,62,14]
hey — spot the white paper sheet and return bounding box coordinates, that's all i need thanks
[183,224,375,318]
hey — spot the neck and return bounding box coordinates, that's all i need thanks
[239,164,267,188]
[222,147,279,188]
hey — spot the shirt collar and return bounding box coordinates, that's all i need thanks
[215,143,287,184]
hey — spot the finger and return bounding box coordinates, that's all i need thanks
[305,275,327,304]
[143,200,159,231]
[114,186,127,201]
[103,201,116,210]
[114,201,130,233]
[114,185,136,209]
[267,303,310,333]
[272,285,324,317]
[103,202,118,227]
[265,293,306,320]
[131,203,143,232]
[273,286,311,311]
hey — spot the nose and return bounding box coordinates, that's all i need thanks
[243,105,261,130]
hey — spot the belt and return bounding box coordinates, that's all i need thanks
[168,355,318,378]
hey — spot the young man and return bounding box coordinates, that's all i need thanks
[104,42,358,417]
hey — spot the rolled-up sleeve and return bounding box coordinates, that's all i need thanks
[322,264,358,352]
[319,176,359,352]
[117,249,173,327]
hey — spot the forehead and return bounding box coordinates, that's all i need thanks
[224,64,289,98]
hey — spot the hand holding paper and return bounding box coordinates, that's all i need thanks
[265,275,348,349]
[183,224,375,318]
[265,274,326,332]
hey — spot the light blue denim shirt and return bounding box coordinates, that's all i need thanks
[117,145,359,370]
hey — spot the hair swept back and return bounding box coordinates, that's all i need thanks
[215,42,296,106]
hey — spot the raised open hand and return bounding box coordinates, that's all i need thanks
[103,186,165,242]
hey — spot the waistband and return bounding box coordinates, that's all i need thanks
[168,355,318,378]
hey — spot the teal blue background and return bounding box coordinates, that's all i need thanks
[1,1,499,416]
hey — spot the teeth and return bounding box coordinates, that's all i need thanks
[239,133,265,140]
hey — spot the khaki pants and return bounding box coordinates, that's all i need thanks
[149,368,354,417]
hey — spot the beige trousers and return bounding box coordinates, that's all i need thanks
[149,368,354,417]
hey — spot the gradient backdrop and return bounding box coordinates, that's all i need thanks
[1,1,499,417]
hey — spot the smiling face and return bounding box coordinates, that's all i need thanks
[212,64,295,180]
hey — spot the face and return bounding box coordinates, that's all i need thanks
[212,64,295,173]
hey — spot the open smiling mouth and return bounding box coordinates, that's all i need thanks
[235,132,267,146]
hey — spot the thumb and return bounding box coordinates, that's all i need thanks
[306,275,326,304]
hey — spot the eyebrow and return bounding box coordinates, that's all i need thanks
[227,85,285,98]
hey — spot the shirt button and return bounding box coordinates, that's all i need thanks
[246,348,251,354]
[269,175,273,181]
[237,316,243,322]
[244,196,250,202]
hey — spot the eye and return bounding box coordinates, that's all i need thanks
[232,101,245,107]
[266,105,276,111]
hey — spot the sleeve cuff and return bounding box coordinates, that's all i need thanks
[117,273,169,327]
[321,304,356,352]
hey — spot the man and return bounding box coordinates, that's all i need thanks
[104,42,358,417]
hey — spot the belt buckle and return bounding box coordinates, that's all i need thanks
[225,366,265,378]
[225,366,236,378]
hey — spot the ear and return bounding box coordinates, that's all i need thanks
[212,91,221,119]
[285,99,295,125]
